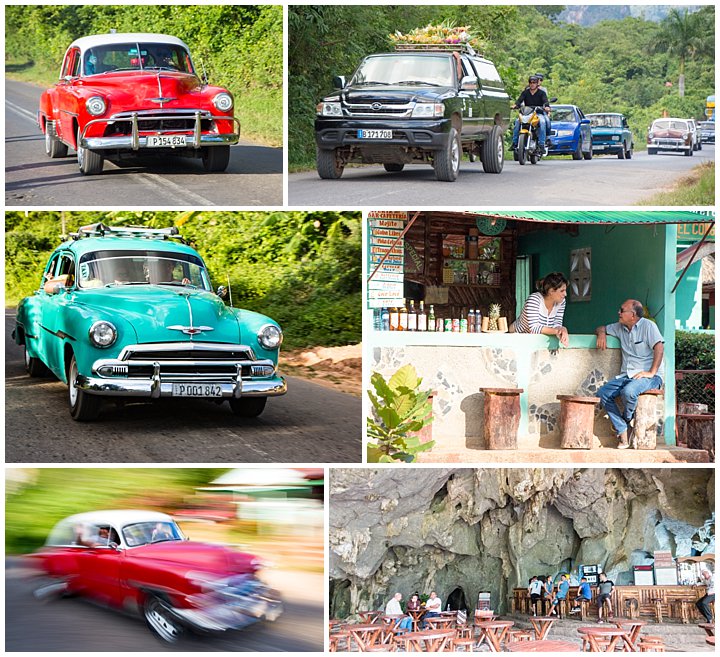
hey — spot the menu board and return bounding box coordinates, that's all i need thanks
[367,211,407,308]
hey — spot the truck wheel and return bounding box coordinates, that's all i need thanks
[68,354,101,421]
[143,595,184,644]
[583,139,593,160]
[202,145,231,172]
[383,163,404,173]
[517,133,528,165]
[77,128,104,175]
[481,125,504,174]
[25,346,50,377]
[316,148,344,179]
[229,397,268,418]
[434,127,460,182]
[45,122,68,159]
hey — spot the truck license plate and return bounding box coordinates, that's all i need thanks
[172,383,222,397]
[357,129,392,139]
[147,135,187,148]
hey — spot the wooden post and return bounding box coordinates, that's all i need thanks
[634,390,663,449]
[479,388,523,450]
[556,395,600,449]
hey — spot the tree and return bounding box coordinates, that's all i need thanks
[656,8,708,98]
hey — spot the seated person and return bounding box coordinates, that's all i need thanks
[421,590,442,627]
[150,522,175,542]
[384,592,413,631]
[43,273,72,294]
[549,574,570,616]
[570,577,592,613]
[154,259,190,285]
[510,272,569,347]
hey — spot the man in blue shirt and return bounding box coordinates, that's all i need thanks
[570,577,592,614]
[549,574,570,617]
[596,299,664,449]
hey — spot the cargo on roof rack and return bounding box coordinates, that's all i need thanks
[393,42,477,55]
[69,222,186,243]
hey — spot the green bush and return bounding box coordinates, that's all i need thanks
[675,330,715,412]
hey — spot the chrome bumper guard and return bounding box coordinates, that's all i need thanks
[80,110,241,151]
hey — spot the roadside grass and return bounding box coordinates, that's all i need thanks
[639,160,715,205]
[6,62,282,147]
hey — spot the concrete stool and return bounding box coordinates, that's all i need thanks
[633,389,663,449]
[557,395,600,448]
[480,387,523,449]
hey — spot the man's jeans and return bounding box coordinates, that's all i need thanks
[597,375,663,435]
[512,114,547,148]
[696,593,715,623]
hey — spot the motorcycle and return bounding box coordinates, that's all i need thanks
[513,98,556,165]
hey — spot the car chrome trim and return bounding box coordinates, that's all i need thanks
[116,342,258,360]
[41,325,76,341]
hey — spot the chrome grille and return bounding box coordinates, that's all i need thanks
[344,101,414,118]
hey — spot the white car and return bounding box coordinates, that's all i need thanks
[687,119,702,151]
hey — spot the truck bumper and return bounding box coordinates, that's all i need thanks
[315,118,452,151]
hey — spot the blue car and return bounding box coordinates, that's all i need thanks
[547,104,592,160]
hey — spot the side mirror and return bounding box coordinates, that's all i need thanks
[548,97,558,103]
[580,118,590,125]
[62,75,75,83]
[460,75,478,91]
[333,75,346,89]
[216,285,228,299]
[50,283,66,295]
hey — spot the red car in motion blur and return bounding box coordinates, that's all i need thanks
[28,510,282,644]
[38,33,240,175]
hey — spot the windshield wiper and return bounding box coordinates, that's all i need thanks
[156,281,198,288]
[104,281,148,287]
[353,81,392,86]
[394,80,442,86]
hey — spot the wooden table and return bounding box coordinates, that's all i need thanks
[396,629,456,652]
[358,610,383,624]
[424,616,456,630]
[613,619,647,649]
[475,620,514,652]
[346,623,387,651]
[407,609,425,632]
[578,626,636,652]
[529,616,556,640]
[508,639,581,652]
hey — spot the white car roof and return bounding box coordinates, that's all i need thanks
[60,509,174,527]
[69,33,189,52]
[653,117,689,123]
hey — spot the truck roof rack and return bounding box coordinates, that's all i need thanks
[393,42,477,56]
[69,222,188,244]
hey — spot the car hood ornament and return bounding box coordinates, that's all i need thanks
[168,291,213,337]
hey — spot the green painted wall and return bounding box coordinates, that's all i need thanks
[675,259,704,329]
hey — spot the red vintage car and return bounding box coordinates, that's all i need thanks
[38,33,240,175]
[28,510,282,644]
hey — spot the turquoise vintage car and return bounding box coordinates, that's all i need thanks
[587,112,634,159]
[13,224,286,421]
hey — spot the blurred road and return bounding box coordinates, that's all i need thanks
[6,557,324,651]
[6,310,362,463]
[6,79,283,207]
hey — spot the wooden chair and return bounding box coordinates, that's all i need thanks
[451,636,475,652]
[508,629,535,642]
[650,598,664,623]
[638,635,666,652]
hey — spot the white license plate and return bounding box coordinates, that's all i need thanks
[171,383,222,397]
[147,135,187,148]
[357,129,393,139]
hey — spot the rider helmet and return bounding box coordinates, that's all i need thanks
[528,75,539,84]
[534,73,545,80]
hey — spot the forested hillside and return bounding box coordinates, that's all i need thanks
[6,212,361,349]
[5,5,282,145]
[289,5,714,167]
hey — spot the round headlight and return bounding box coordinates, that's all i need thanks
[89,321,117,348]
[213,92,233,112]
[86,96,107,116]
[257,324,282,350]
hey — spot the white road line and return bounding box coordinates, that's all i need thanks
[6,100,37,123]
[133,172,215,205]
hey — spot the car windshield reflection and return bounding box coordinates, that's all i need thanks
[123,521,184,547]
[84,42,193,76]
[351,55,454,87]
[590,115,622,128]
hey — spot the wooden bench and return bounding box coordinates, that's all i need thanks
[557,395,600,449]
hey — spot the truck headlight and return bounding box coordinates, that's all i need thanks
[411,103,444,118]
[86,96,107,116]
[257,324,282,350]
[213,92,233,112]
[317,102,342,117]
[89,321,117,348]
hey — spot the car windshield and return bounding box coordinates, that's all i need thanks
[590,115,622,128]
[351,54,454,87]
[552,107,577,122]
[77,253,211,290]
[700,122,715,131]
[123,521,184,547]
[83,42,193,75]
[652,120,689,131]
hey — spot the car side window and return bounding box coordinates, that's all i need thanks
[69,49,81,77]
[42,254,61,287]
[57,254,76,287]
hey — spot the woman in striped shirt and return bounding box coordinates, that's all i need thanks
[511,272,569,346]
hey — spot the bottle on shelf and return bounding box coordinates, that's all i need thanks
[417,300,427,332]
[428,304,436,332]
[460,307,468,333]
[474,309,482,333]
[389,306,399,331]
[407,300,417,331]
[381,307,390,331]
[468,308,475,333]
[399,299,408,331]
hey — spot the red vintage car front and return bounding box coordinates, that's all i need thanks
[38,33,240,175]
[28,510,282,644]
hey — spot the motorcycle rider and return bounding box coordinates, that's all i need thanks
[534,73,553,141]
[511,75,551,155]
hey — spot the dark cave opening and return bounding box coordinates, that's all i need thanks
[446,586,468,612]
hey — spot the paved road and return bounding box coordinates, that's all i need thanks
[289,144,715,206]
[6,557,324,652]
[6,311,361,463]
[5,79,283,206]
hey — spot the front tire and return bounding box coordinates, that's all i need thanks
[583,139,593,160]
[45,122,68,159]
[77,128,104,175]
[202,145,231,172]
[433,127,460,182]
[572,138,583,161]
[383,162,404,173]
[517,133,528,165]
[25,346,50,377]
[316,147,344,179]
[143,595,184,644]
[481,124,504,174]
[230,397,268,418]
[68,355,101,421]
[626,143,633,159]
[685,147,693,157]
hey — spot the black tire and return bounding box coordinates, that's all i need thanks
[77,128,104,175]
[25,346,50,377]
[647,148,657,155]
[685,147,693,157]
[517,133,528,166]
[229,397,268,418]
[697,141,702,151]
[529,151,538,165]
[617,146,626,160]
[583,140,593,160]
[383,162,404,173]
[626,143,633,159]
[143,595,184,644]
[434,127,461,182]
[481,124,504,174]
[316,147,344,179]
[572,138,583,161]
[44,122,68,159]
[68,355,101,421]
[201,145,231,172]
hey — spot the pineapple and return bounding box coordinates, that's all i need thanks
[488,303,501,331]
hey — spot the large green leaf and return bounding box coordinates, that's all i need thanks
[388,364,421,392]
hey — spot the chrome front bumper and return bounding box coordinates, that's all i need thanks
[172,597,283,633]
[80,111,240,151]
